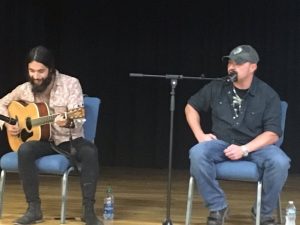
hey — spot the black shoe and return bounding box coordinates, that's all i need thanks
[251,207,276,225]
[82,203,103,225]
[260,219,276,225]
[14,202,43,225]
[207,207,229,225]
[85,213,103,225]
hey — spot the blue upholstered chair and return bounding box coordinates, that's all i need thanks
[0,96,101,224]
[185,101,288,225]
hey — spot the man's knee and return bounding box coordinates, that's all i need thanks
[80,142,99,160]
[18,142,36,158]
[189,142,218,170]
[262,146,291,173]
[189,143,207,162]
[270,154,290,172]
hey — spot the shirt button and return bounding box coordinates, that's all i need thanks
[236,122,239,125]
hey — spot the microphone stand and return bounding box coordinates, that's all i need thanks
[129,73,223,225]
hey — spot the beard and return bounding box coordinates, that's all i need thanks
[29,73,53,93]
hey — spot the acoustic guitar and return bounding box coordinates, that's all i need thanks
[2,100,84,151]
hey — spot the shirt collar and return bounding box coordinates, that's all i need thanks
[223,76,258,97]
[247,76,259,96]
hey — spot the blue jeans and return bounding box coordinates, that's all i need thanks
[189,139,290,216]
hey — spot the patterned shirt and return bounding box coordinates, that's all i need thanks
[0,71,84,145]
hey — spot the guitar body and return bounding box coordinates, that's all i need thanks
[7,101,51,151]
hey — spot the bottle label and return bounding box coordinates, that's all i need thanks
[103,193,114,220]
[104,203,114,213]
[286,209,296,216]
[103,200,114,219]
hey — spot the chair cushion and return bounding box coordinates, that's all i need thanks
[216,161,261,182]
[0,152,71,175]
[36,154,71,174]
[0,152,18,172]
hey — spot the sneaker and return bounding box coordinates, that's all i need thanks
[207,207,229,225]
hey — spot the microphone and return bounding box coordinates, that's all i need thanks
[0,115,17,125]
[129,73,145,77]
[224,72,238,83]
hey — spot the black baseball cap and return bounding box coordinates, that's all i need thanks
[222,45,259,64]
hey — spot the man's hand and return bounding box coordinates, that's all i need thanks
[224,144,244,160]
[5,123,20,136]
[198,133,217,142]
[54,114,68,127]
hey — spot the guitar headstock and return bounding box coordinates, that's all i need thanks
[67,107,85,119]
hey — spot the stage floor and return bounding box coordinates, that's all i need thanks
[0,167,299,225]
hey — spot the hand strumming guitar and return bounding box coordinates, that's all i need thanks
[5,122,20,136]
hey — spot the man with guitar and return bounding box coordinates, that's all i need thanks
[0,46,102,225]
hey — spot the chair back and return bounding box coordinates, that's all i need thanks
[275,101,288,147]
[83,96,101,142]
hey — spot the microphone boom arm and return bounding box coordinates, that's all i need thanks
[129,73,225,81]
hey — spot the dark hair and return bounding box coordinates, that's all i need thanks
[26,45,55,73]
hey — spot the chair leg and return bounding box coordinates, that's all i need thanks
[256,182,283,225]
[185,176,194,225]
[256,181,262,225]
[60,167,74,224]
[277,195,283,224]
[0,170,6,218]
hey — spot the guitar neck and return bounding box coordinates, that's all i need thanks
[26,106,83,127]
[31,113,59,126]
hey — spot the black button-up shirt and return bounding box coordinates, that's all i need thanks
[188,76,282,145]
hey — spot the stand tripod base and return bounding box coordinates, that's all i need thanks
[162,218,173,225]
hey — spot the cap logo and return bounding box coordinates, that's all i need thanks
[232,46,243,55]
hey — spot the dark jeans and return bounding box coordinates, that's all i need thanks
[18,137,99,204]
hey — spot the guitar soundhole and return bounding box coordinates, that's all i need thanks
[26,117,32,130]
[19,117,33,142]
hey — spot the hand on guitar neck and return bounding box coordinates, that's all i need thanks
[54,114,75,128]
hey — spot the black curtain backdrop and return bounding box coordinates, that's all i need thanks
[0,0,299,172]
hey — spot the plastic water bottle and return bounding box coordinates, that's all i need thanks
[285,201,296,225]
[103,186,114,220]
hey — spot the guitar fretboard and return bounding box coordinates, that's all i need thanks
[31,114,60,126]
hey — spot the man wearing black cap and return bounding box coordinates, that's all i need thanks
[185,45,290,225]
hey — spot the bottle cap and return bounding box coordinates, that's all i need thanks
[288,201,294,204]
